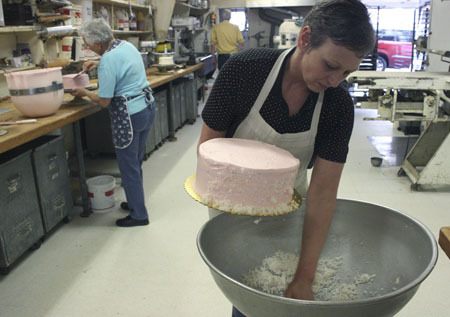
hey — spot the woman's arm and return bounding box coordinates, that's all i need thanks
[197,124,226,151]
[284,157,344,300]
[83,60,99,72]
[71,88,111,107]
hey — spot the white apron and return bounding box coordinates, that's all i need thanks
[234,47,324,197]
[208,47,324,218]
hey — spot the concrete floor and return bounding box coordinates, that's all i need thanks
[1,107,450,317]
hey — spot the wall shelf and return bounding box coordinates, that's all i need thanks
[94,0,149,10]
[0,26,39,34]
[37,15,71,24]
[113,30,152,35]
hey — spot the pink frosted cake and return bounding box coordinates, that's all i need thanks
[195,138,300,215]
[62,73,90,90]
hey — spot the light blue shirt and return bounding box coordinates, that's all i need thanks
[98,41,150,115]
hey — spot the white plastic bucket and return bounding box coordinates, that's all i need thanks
[86,175,116,210]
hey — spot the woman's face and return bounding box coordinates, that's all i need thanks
[292,29,362,92]
[83,38,102,56]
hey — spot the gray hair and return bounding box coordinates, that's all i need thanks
[79,18,114,46]
[221,9,231,21]
[302,0,375,57]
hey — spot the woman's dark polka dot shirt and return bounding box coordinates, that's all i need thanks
[202,48,354,167]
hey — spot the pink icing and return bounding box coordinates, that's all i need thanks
[195,138,300,215]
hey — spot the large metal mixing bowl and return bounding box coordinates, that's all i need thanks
[197,199,438,317]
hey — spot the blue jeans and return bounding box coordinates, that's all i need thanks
[115,104,155,220]
[232,307,246,317]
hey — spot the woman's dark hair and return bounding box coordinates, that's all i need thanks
[302,0,375,57]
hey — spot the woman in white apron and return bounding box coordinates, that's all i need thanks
[198,1,375,315]
[72,19,155,227]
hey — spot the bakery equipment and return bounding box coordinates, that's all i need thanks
[273,19,302,49]
[37,25,75,39]
[348,71,450,122]
[155,41,173,53]
[5,67,64,117]
[348,70,450,190]
[171,17,204,64]
[139,40,157,66]
[197,199,437,317]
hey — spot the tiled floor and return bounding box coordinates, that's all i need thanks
[1,107,450,317]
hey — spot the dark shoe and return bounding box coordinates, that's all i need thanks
[116,215,149,227]
[120,202,131,211]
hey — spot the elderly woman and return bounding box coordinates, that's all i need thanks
[72,18,154,227]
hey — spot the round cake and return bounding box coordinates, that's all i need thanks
[195,138,300,215]
[62,73,90,90]
[158,55,174,65]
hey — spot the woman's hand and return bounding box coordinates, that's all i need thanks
[70,88,110,107]
[83,60,99,72]
[71,88,88,98]
[284,278,314,300]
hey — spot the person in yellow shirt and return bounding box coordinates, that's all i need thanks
[211,9,245,70]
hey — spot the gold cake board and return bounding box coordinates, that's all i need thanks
[184,175,302,216]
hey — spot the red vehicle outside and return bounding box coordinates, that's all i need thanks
[377,33,414,70]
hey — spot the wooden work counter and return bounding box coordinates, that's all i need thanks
[147,63,203,88]
[0,63,203,154]
[439,227,450,260]
[0,95,101,154]
[88,63,204,88]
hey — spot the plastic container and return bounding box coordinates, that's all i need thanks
[59,36,73,60]
[86,175,116,210]
[371,156,383,167]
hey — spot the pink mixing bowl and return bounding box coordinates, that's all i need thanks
[5,67,64,117]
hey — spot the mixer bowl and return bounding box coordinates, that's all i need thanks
[197,199,438,317]
[5,67,64,117]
